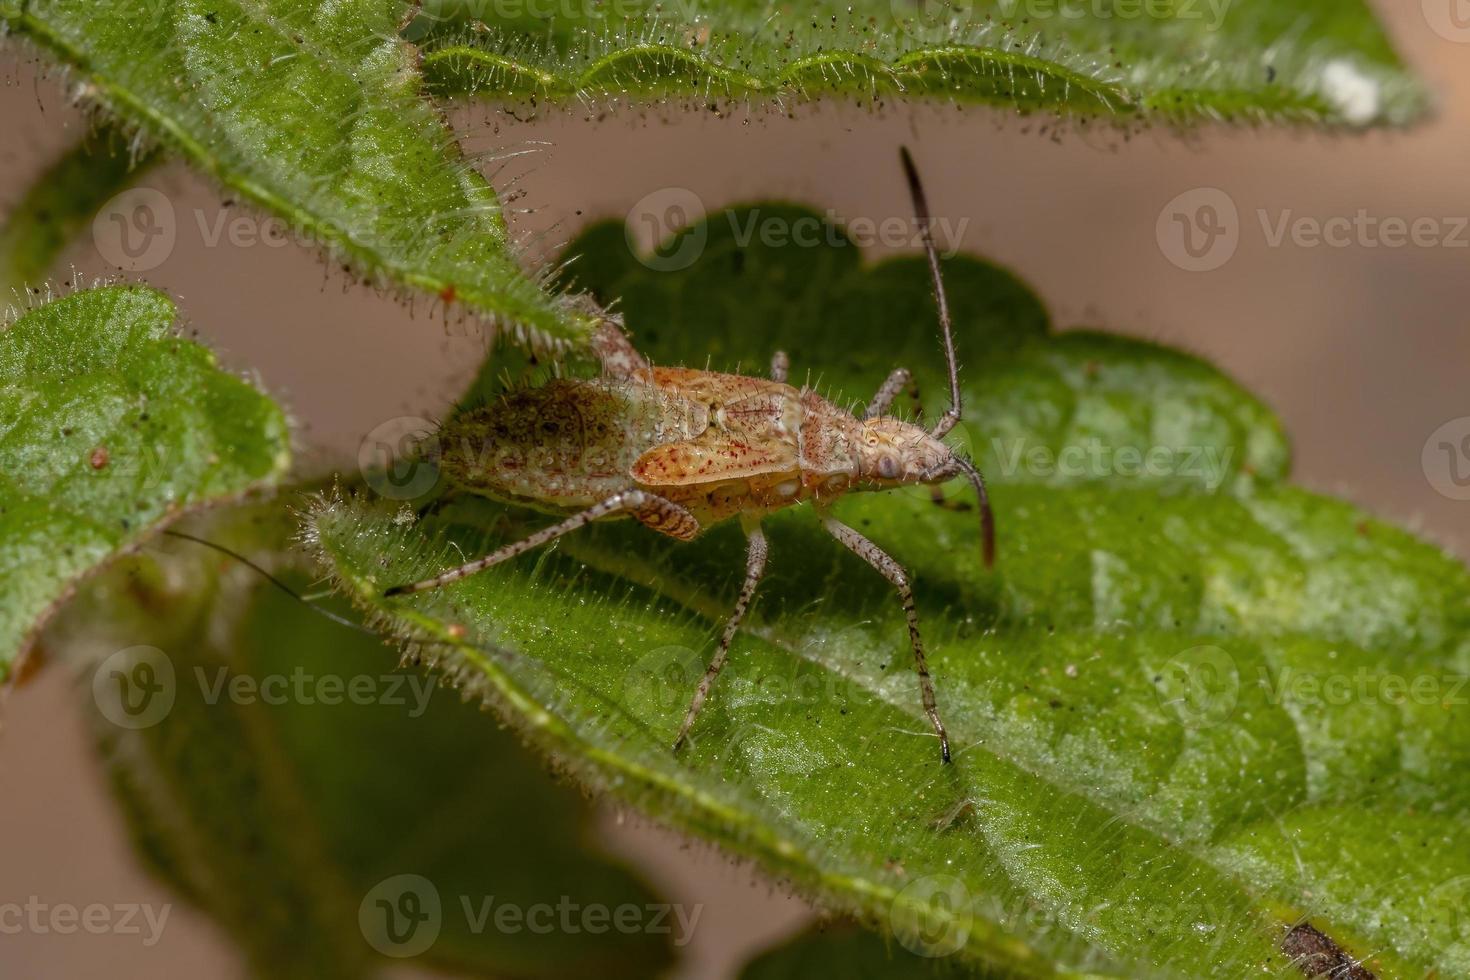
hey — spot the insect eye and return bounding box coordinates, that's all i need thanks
[878,456,900,480]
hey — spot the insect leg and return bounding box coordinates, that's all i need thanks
[865,367,918,419]
[673,520,769,753]
[629,493,702,541]
[588,316,651,381]
[770,350,789,383]
[820,514,951,763]
[899,148,962,440]
[385,489,690,596]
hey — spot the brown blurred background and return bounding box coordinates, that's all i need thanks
[1,2,1467,977]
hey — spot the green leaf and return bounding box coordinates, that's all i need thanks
[0,125,158,300]
[739,925,993,978]
[5,0,591,347]
[413,0,1425,127]
[308,209,1470,977]
[50,498,674,978]
[0,284,289,681]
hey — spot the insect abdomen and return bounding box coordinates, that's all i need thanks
[438,380,705,506]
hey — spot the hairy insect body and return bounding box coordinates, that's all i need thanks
[390,148,994,765]
[441,368,868,529]
[437,377,706,508]
[631,369,870,526]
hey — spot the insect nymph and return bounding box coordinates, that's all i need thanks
[387,149,995,763]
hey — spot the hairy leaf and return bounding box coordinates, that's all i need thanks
[0,284,289,680]
[4,0,591,347]
[739,925,991,978]
[309,210,1470,977]
[50,499,675,978]
[413,0,1425,127]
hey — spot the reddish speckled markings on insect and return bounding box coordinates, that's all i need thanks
[439,367,960,531]
[390,149,996,765]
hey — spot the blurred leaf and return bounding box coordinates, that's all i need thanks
[0,284,289,681]
[0,124,157,300]
[4,0,592,347]
[51,498,675,978]
[310,209,1470,977]
[413,0,1425,127]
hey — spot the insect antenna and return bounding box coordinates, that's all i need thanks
[161,529,378,636]
[903,148,997,568]
[162,529,533,678]
[898,147,961,440]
